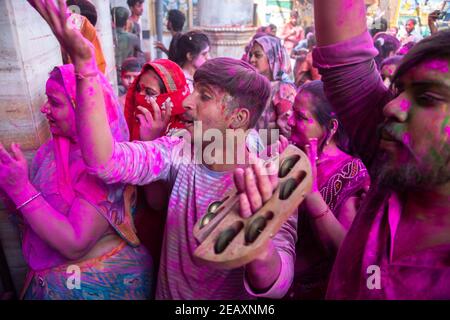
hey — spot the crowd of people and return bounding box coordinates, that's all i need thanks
[0,0,448,300]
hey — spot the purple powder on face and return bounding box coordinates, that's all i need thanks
[402,132,411,145]
[400,99,411,112]
[422,59,449,73]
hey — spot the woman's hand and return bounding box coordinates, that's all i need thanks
[137,97,172,141]
[27,0,95,70]
[0,143,30,198]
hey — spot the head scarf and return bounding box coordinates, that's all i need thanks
[124,59,190,141]
[246,35,292,82]
[28,65,138,271]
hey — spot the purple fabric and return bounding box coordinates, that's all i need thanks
[313,31,393,169]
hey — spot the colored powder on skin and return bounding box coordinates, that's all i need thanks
[441,115,450,132]
[430,148,443,164]
[400,99,411,112]
[422,60,449,73]
[402,132,411,146]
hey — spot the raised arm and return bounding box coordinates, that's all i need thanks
[28,0,114,167]
[314,0,367,46]
[312,0,393,168]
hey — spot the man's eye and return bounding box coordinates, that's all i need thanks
[201,94,211,101]
[415,93,443,106]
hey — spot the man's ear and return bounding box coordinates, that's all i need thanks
[229,108,251,129]
[187,52,193,62]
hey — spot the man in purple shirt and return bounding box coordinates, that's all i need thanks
[309,0,450,299]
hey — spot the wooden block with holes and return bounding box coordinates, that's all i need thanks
[193,144,312,269]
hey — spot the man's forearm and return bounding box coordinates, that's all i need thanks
[314,0,367,46]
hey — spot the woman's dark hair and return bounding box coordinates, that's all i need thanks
[121,57,145,73]
[307,34,317,50]
[174,31,210,67]
[111,7,129,28]
[67,0,98,26]
[392,30,450,85]
[369,17,388,37]
[298,81,350,153]
[379,55,403,71]
[373,33,401,69]
[304,26,314,36]
[168,9,186,32]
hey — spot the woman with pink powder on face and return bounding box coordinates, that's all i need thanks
[286,81,370,299]
[246,35,296,142]
[0,65,153,300]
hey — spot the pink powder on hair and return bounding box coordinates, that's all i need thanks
[423,59,449,73]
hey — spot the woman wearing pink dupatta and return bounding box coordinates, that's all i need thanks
[286,81,370,299]
[245,35,296,141]
[0,65,153,300]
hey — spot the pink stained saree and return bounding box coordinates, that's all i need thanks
[20,65,153,300]
[288,152,370,299]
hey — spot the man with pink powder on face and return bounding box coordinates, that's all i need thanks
[25,0,298,300]
[308,0,450,299]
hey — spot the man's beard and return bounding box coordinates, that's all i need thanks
[374,148,450,192]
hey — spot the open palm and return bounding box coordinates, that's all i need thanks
[27,0,94,65]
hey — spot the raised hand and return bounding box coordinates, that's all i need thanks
[27,0,95,69]
[137,97,173,141]
[0,143,30,198]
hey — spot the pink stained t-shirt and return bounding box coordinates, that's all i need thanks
[88,136,298,299]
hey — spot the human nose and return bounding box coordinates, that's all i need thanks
[382,93,410,123]
[182,92,195,112]
[41,102,50,114]
[287,113,295,127]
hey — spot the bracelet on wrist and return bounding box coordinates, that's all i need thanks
[16,192,42,211]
